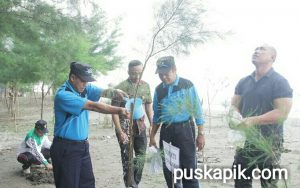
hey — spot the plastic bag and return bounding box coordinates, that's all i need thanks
[146,146,162,174]
[227,129,246,148]
[228,110,243,129]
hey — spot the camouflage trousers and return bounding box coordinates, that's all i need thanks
[116,118,147,188]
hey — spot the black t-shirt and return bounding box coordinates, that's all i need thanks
[235,68,293,137]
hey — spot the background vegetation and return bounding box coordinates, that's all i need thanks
[0,0,121,119]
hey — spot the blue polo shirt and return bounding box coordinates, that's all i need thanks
[54,81,102,140]
[235,68,293,137]
[153,76,204,126]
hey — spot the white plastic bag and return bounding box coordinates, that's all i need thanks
[228,110,243,129]
[146,146,162,174]
[227,129,246,148]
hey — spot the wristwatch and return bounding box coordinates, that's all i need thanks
[198,130,205,136]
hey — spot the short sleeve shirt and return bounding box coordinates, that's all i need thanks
[112,79,152,122]
[153,76,205,126]
[235,68,293,137]
[114,79,152,104]
[54,81,102,140]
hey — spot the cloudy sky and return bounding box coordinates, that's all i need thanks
[95,0,300,116]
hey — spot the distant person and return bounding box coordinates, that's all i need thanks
[230,44,293,187]
[51,62,129,188]
[149,56,205,188]
[17,120,52,174]
[111,60,153,188]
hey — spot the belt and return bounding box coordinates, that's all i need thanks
[162,119,193,126]
[54,136,88,144]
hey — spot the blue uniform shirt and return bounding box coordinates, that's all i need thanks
[54,81,102,140]
[153,76,204,126]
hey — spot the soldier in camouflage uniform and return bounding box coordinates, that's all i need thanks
[112,60,153,188]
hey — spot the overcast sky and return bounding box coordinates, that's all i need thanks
[95,0,300,115]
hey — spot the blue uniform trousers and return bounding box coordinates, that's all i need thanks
[50,137,95,188]
[159,121,200,188]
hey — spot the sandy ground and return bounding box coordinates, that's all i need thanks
[0,97,299,188]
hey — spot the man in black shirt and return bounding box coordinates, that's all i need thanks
[230,44,293,188]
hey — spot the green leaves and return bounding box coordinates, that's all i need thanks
[152,0,220,56]
[0,0,121,88]
[0,0,122,118]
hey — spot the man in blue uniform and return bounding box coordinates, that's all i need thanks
[230,44,293,188]
[50,62,129,188]
[149,56,205,188]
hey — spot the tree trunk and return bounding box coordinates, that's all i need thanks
[40,81,54,120]
[14,110,17,132]
[7,83,18,131]
[4,87,9,110]
[127,103,134,186]
[41,82,45,119]
[7,84,17,117]
[32,88,38,105]
[0,87,4,103]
